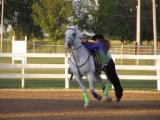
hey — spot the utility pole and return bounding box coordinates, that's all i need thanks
[0,0,4,53]
[152,0,157,55]
[136,0,141,55]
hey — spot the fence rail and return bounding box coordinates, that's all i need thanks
[0,53,160,90]
[2,40,160,54]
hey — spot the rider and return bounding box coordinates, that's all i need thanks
[91,34,110,68]
[81,34,110,69]
[92,34,123,102]
[68,31,123,102]
[82,34,123,102]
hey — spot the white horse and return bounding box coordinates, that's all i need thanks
[65,26,111,107]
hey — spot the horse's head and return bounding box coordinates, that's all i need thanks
[65,26,80,49]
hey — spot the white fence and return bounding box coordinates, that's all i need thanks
[0,53,160,90]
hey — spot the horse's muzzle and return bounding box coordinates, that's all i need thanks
[67,43,72,48]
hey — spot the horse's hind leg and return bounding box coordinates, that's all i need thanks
[102,82,112,102]
[95,73,108,93]
[103,82,111,96]
[95,73,112,101]
[74,74,90,107]
[87,73,102,100]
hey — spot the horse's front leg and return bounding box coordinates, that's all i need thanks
[74,73,90,107]
[87,73,102,101]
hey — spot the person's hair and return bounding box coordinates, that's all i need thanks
[105,38,111,50]
[92,34,104,41]
[92,34,110,50]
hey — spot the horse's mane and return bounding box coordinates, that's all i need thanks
[105,38,111,50]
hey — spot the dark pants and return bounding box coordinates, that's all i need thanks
[103,58,123,100]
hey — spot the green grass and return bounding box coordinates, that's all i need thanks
[0,58,64,64]
[0,58,11,63]
[115,59,155,65]
[0,56,158,90]
[0,69,64,74]
[1,69,155,75]
[117,70,156,75]
[0,56,156,65]
[121,80,157,90]
[0,79,22,88]
[0,79,157,90]
[27,58,64,64]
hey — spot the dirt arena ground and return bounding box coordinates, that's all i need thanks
[0,89,160,120]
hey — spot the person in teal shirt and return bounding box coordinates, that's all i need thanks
[82,34,111,68]
[80,33,123,102]
[91,34,123,102]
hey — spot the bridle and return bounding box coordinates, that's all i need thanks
[66,27,91,72]
[66,27,82,50]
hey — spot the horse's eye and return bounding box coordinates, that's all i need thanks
[72,32,76,37]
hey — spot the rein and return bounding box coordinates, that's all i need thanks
[66,27,91,75]
[71,45,82,50]
[70,46,91,77]
[71,48,91,68]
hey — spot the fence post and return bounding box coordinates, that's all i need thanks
[21,36,27,88]
[65,55,69,89]
[12,36,14,64]
[157,58,160,91]
[120,43,123,64]
[136,45,140,65]
[21,58,25,88]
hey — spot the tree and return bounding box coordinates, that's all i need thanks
[72,0,97,31]
[4,0,43,40]
[93,0,160,43]
[32,0,72,41]
[141,0,153,42]
[93,0,137,41]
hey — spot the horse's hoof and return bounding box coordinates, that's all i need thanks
[116,91,123,102]
[94,94,102,100]
[102,96,112,102]
[91,91,102,100]
[84,103,89,108]
[97,95,102,100]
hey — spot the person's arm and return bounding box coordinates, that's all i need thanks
[86,43,99,50]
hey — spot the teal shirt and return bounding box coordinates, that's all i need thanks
[98,50,111,64]
[106,52,112,64]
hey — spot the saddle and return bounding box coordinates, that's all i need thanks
[91,50,102,74]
